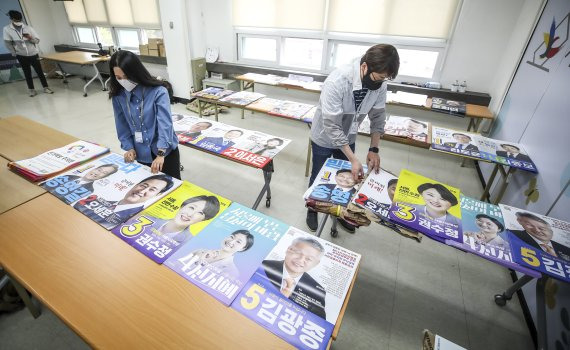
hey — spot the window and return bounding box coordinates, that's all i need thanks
[96,27,114,47]
[76,27,97,44]
[116,29,140,49]
[281,38,323,70]
[330,43,370,68]
[397,48,440,79]
[240,36,278,62]
[142,29,163,44]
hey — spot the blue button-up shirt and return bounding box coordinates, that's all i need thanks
[112,84,178,163]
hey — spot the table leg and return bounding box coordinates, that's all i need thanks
[7,274,41,318]
[56,63,68,84]
[474,119,483,133]
[305,137,312,178]
[480,163,499,202]
[198,99,203,118]
[494,167,515,205]
[316,213,330,238]
[493,274,533,306]
[467,118,475,132]
[215,103,219,122]
[536,276,548,350]
[252,160,274,210]
[82,63,105,97]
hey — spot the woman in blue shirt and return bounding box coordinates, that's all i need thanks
[109,50,181,179]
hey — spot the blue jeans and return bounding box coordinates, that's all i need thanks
[309,141,355,187]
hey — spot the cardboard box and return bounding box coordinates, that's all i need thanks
[158,44,166,57]
[148,38,163,50]
[139,44,149,55]
[148,49,159,57]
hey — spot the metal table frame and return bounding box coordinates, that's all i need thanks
[44,60,107,97]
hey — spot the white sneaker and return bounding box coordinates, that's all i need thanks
[43,87,54,94]
[29,89,37,97]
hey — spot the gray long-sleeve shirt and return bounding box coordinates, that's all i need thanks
[310,58,387,149]
[3,23,40,56]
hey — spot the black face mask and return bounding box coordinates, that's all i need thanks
[361,72,384,90]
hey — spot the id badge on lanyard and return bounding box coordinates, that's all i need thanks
[126,88,145,143]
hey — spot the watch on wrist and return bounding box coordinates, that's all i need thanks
[368,147,379,153]
[157,149,166,157]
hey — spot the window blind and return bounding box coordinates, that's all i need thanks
[233,0,326,30]
[64,0,161,28]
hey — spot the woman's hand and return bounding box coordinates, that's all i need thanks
[124,149,136,163]
[151,156,165,174]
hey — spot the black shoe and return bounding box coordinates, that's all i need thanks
[338,218,356,234]
[306,210,318,232]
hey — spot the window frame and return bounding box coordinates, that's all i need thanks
[72,25,162,53]
[73,26,99,48]
[114,27,143,50]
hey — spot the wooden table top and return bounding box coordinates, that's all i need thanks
[0,195,292,349]
[0,156,45,214]
[41,50,110,65]
[425,97,494,120]
[0,116,78,161]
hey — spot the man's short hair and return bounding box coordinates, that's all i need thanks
[8,10,22,21]
[267,137,284,146]
[515,212,548,225]
[408,119,427,128]
[95,164,119,176]
[360,44,400,79]
[336,169,352,176]
[226,129,243,135]
[388,178,398,187]
[452,133,471,140]
[417,183,458,206]
[138,174,174,194]
[290,237,325,255]
[501,144,520,151]
[196,121,212,127]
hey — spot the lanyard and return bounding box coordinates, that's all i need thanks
[125,87,146,132]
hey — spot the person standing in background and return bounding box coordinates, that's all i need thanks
[3,10,53,97]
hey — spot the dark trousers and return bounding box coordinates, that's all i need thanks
[16,54,48,89]
[140,147,181,180]
[309,141,355,187]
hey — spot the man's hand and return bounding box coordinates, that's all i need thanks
[366,151,381,174]
[350,158,364,182]
[124,149,136,163]
[151,156,165,174]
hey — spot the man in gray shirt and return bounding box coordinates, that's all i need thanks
[3,10,53,96]
[307,44,399,232]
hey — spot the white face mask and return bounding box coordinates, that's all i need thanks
[13,21,23,27]
[117,78,137,92]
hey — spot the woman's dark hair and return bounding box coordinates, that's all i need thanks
[108,50,168,98]
[8,10,22,21]
[231,230,254,252]
[360,44,400,80]
[388,178,398,188]
[417,183,458,206]
[475,214,504,232]
[180,195,220,220]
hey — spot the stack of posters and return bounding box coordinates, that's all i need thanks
[40,153,182,230]
[173,114,291,168]
[192,87,235,100]
[384,115,431,147]
[431,127,538,172]
[111,181,231,263]
[351,169,398,221]
[232,226,361,350]
[240,73,286,85]
[164,202,289,306]
[430,97,466,115]
[305,158,366,207]
[9,140,109,182]
[447,196,515,267]
[219,91,265,106]
[247,98,283,113]
[500,204,570,282]
[269,101,314,120]
[389,169,462,243]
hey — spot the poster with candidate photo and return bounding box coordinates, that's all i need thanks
[222,131,291,168]
[351,169,398,220]
[500,204,570,282]
[111,181,231,263]
[430,127,482,160]
[171,114,214,144]
[449,196,516,268]
[42,153,181,230]
[480,140,538,173]
[305,158,367,207]
[9,140,109,182]
[164,202,289,306]
[191,87,235,100]
[384,115,430,144]
[232,226,361,349]
[389,169,462,242]
[191,123,249,154]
